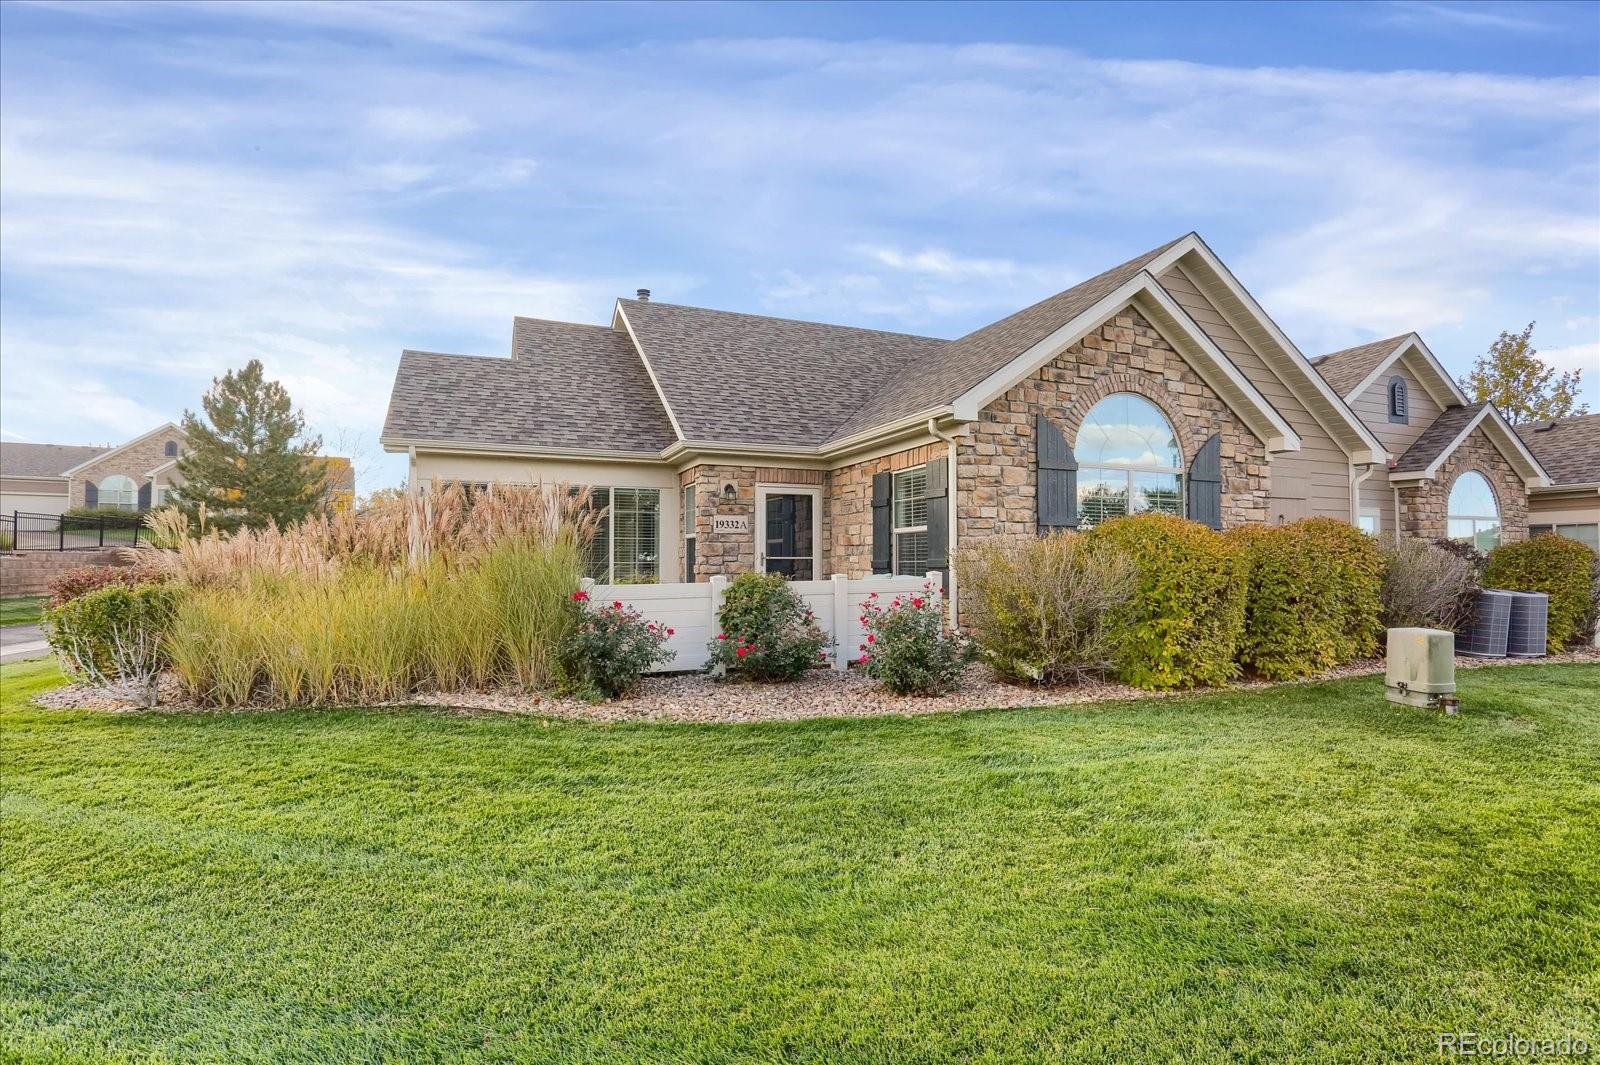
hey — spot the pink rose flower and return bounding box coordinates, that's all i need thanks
[736,646,750,658]
[571,590,589,602]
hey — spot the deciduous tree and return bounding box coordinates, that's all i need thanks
[1462,322,1588,425]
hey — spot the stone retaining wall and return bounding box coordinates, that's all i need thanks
[0,550,133,598]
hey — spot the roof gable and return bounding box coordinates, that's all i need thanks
[1313,333,1467,410]
[59,423,184,477]
[1392,402,1549,485]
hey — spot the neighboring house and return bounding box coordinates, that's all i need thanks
[1517,413,1600,551]
[1308,335,1546,551]
[381,232,1550,593]
[1,422,355,518]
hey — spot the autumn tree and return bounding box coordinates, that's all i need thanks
[172,360,325,530]
[1462,322,1589,425]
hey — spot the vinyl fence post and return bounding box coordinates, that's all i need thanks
[925,571,943,610]
[831,574,850,672]
[708,575,729,678]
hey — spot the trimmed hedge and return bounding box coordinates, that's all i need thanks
[1483,535,1595,652]
[1230,518,1383,680]
[1084,513,1246,690]
[45,583,182,683]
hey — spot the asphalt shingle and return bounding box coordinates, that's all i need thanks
[1310,335,1409,398]
[1393,403,1486,473]
[1518,413,1600,485]
[0,442,110,479]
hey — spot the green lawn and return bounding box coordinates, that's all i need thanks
[0,596,44,627]
[2,660,1596,1064]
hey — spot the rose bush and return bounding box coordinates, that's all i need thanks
[705,572,829,682]
[561,590,676,699]
[856,584,969,696]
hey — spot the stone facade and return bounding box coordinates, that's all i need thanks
[681,464,825,580]
[826,443,942,579]
[956,306,1270,544]
[0,548,133,597]
[1396,426,1529,543]
[69,426,186,509]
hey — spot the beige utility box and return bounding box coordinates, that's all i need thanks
[1386,628,1456,708]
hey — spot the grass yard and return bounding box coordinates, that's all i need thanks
[0,597,44,627]
[2,659,1597,1063]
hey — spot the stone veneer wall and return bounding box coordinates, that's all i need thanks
[1396,426,1529,542]
[69,426,186,508]
[826,443,942,579]
[0,548,133,597]
[956,306,1269,544]
[681,464,825,580]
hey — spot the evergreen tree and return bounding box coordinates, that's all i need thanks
[172,360,324,530]
[1462,322,1589,425]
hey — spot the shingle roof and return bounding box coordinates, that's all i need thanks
[0,442,110,479]
[382,318,676,453]
[1310,335,1409,397]
[826,235,1189,442]
[1518,413,1600,485]
[1393,403,1486,473]
[617,300,946,447]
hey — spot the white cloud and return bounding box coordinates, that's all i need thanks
[1380,1,1556,34]
[1539,341,1600,377]
[367,106,476,141]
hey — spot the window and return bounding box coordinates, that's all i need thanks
[1075,393,1183,528]
[164,440,178,457]
[572,486,661,582]
[682,484,696,582]
[1447,471,1500,552]
[1533,523,1600,552]
[1387,376,1408,423]
[892,466,929,577]
[98,474,138,510]
[1358,513,1380,535]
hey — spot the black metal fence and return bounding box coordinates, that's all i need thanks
[2,511,146,551]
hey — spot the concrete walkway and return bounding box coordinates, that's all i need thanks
[1,623,51,664]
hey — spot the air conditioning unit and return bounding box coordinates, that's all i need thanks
[1505,591,1549,658]
[1386,628,1456,709]
[1458,590,1512,658]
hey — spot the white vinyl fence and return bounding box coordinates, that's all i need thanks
[581,572,944,673]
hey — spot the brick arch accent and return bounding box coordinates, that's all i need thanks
[1396,425,1529,542]
[1052,372,1204,469]
[954,305,1270,543]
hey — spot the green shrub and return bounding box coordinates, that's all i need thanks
[1229,518,1383,680]
[1380,536,1477,632]
[955,535,1136,685]
[64,505,146,520]
[0,528,13,551]
[1083,513,1246,690]
[1483,535,1596,652]
[45,583,182,688]
[47,563,169,607]
[856,583,969,695]
[706,572,828,682]
[562,592,676,699]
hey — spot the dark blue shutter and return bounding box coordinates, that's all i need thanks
[137,482,152,510]
[1186,433,1223,530]
[1037,414,1077,533]
[84,481,98,507]
[871,472,893,574]
[1388,376,1408,424]
[924,457,950,590]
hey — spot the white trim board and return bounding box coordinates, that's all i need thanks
[1388,404,1550,486]
[754,484,823,579]
[611,303,689,442]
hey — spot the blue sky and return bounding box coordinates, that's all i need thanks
[2,0,1597,492]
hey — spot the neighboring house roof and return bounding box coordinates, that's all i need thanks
[58,422,185,477]
[615,299,946,447]
[382,318,677,453]
[1310,336,1409,397]
[1518,413,1600,486]
[1393,402,1549,485]
[0,442,110,479]
[830,237,1185,441]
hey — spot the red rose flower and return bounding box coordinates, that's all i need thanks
[666,627,675,636]
[717,632,727,640]
[859,653,871,664]
[912,597,924,608]
[613,600,623,609]
[571,590,589,602]
[736,646,750,658]
[866,634,876,644]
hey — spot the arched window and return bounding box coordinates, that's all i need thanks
[1387,376,1408,423]
[1447,471,1500,551]
[98,474,138,510]
[164,440,178,457]
[1075,393,1183,528]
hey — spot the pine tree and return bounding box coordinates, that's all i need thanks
[172,360,325,530]
[1462,322,1589,425]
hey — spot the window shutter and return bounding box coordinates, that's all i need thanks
[84,481,98,507]
[924,456,950,588]
[1186,433,1223,530]
[1388,376,1408,423]
[137,482,152,510]
[871,471,893,574]
[1036,414,1077,533]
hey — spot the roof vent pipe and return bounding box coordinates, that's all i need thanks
[636,288,651,302]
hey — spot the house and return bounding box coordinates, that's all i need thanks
[380,232,1552,595]
[1517,414,1600,550]
[0,422,355,517]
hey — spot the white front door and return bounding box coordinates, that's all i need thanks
[755,486,821,580]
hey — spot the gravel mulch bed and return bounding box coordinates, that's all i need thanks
[27,648,1600,723]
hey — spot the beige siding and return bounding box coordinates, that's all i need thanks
[1160,267,1352,522]
[1528,489,1600,527]
[1348,358,1444,461]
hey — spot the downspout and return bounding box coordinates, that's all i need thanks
[1392,482,1402,539]
[928,418,961,622]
